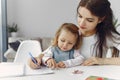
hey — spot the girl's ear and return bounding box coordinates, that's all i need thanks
[98,16,105,23]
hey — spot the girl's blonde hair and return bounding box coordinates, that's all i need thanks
[52,23,82,50]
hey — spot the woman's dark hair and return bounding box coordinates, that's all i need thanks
[77,0,120,57]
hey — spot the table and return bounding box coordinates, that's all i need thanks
[1,65,120,80]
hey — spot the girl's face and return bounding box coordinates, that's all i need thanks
[57,30,77,51]
[77,7,101,36]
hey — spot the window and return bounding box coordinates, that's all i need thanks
[0,0,7,62]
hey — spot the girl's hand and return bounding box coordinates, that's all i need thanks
[57,61,66,68]
[82,57,103,66]
[28,57,41,69]
[46,58,57,69]
[28,53,44,69]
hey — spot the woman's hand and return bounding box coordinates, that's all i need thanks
[46,58,57,69]
[57,61,66,68]
[82,57,104,66]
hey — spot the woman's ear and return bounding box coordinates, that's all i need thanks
[98,16,105,23]
[98,20,102,23]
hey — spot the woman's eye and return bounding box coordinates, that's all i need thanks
[87,19,94,22]
[87,20,93,22]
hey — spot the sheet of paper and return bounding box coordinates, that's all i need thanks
[0,62,54,78]
[0,62,24,78]
[25,65,54,75]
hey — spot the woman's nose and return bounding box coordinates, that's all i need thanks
[79,19,85,26]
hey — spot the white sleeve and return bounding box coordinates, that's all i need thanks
[107,33,120,50]
[106,33,120,57]
[63,50,84,68]
[42,46,53,65]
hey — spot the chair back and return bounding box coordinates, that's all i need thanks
[14,40,42,65]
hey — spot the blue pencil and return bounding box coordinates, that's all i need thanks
[29,52,38,65]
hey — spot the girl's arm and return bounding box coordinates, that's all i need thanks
[42,46,53,65]
[42,46,57,68]
[63,50,84,68]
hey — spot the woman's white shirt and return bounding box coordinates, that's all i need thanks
[79,33,120,59]
[79,34,97,59]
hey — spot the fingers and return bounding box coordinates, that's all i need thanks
[82,61,95,66]
[57,62,66,68]
[47,58,57,69]
[36,57,41,65]
[82,58,96,66]
[35,57,42,68]
[28,58,41,69]
[28,58,37,69]
[46,59,66,68]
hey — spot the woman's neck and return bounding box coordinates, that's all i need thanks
[82,30,96,37]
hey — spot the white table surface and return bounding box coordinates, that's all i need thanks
[1,65,120,80]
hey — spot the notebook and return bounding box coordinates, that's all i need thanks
[0,62,54,78]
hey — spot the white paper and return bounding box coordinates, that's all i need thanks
[0,62,24,77]
[0,62,54,78]
[25,65,54,75]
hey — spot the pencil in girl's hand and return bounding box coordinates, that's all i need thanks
[29,52,38,65]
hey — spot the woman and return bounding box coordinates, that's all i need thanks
[77,0,120,66]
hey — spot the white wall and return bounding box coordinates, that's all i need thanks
[109,0,120,24]
[7,0,120,38]
[7,0,79,38]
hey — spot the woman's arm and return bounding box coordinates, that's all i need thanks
[103,57,120,65]
[82,57,120,66]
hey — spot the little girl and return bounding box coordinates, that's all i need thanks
[29,23,84,69]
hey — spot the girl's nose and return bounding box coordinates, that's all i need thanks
[63,43,67,48]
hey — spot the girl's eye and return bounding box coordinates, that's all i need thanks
[68,42,73,45]
[61,39,65,42]
[78,15,82,18]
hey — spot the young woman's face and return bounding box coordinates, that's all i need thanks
[77,7,101,36]
[57,30,77,51]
